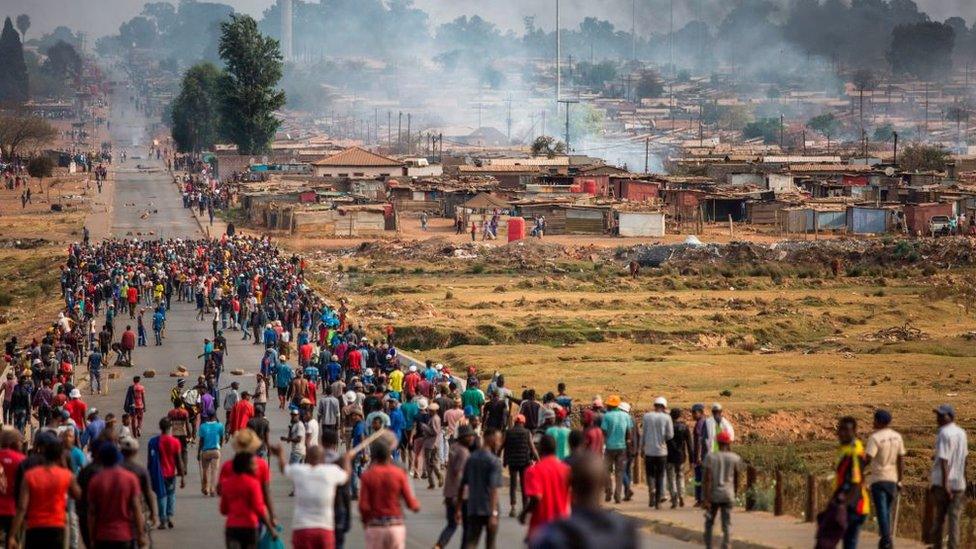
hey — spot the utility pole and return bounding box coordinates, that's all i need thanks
[406,113,411,154]
[387,111,392,149]
[779,114,785,150]
[631,0,636,61]
[644,137,649,173]
[373,108,378,145]
[558,98,579,151]
[397,112,402,153]
[669,0,674,77]
[924,81,929,138]
[555,0,561,105]
[541,109,547,137]
[505,96,513,144]
[893,131,898,166]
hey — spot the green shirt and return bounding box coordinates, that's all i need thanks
[546,426,572,459]
[601,409,632,451]
[461,388,486,416]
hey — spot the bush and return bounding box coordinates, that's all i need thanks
[720,389,733,397]
[469,263,486,274]
[0,292,13,307]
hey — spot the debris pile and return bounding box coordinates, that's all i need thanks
[863,322,927,342]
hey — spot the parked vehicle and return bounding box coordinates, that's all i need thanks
[929,215,951,236]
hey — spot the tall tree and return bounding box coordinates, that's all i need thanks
[15,14,29,41]
[171,63,222,153]
[0,115,56,159]
[0,18,29,106]
[44,41,82,83]
[887,22,955,80]
[217,14,285,155]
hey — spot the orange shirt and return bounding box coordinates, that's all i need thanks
[24,465,73,528]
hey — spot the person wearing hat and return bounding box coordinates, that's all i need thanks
[703,403,734,455]
[929,404,968,549]
[703,430,741,549]
[419,401,443,490]
[65,388,88,431]
[118,435,159,530]
[600,395,632,504]
[435,425,476,548]
[403,365,421,401]
[641,397,674,510]
[864,409,904,549]
[283,409,308,465]
[503,414,537,517]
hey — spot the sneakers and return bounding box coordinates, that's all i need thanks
[509,508,517,518]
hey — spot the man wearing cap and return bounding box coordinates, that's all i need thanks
[704,403,734,455]
[929,404,968,549]
[641,396,674,509]
[865,409,905,549]
[65,388,88,431]
[284,409,308,465]
[403,365,421,401]
[436,425,475,549]
[601,395,632,504]
[703,430,741,549]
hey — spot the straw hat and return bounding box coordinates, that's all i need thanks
[231,428,262,454]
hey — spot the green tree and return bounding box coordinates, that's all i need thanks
[806,113,839,137]
[44,41,82,82]
[119,16,158,49]
[171,63,222,153]
[217,15,285,155]
[530,135,566,158]
[15,14,29,41]
[27,155,54,199]
[873,123,894,142]
[742,118,781,144]
[899,143,949,172]
[635,70,663,99]
[0,17,29,106]
[577,61,617,87]
[887,22,955,80]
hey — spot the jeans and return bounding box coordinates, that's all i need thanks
[930,487,965,549]
[604,449,626,501]
[508,467,526,508]
[843,509,866,549]
[154,329,162,345]
[694,464,704,502]
[704,502,731,549]
[463,515,497,549]
[435,498,463,548]
[644,455,667,506]
[666,462,685,504]
[870,481,897,548]
[158,477,177,522]
[90,369,101,394]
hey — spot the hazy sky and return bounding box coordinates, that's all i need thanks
[4,0,974,42]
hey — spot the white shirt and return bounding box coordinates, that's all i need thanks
[289,421,307,456]
[704,416,735,454]
[285,463,349,530]
[641,411,674,457]
[304,420,320,449]
[931,422,969,491]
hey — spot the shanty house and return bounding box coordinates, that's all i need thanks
[311,147,402,178]
[903,202,953,236]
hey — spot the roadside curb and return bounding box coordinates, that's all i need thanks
[622,511,773,549]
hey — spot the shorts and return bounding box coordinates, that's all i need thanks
[293,528,335,549]
[277,387,287,397]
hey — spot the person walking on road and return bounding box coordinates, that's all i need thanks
[502,414,536,517]
[519,434,570,544]
[359,438,421,549]
[148,417,185,530]
[198,413,225,496]
[459,428,504,549]
[600,395,632,504]
[529,453,639,549]
[273,442,352,549]
[87,443,149,549]
[666,407,693,508]
[124,376,147,438]
[8,432,81,549]
[864,409,905,549]
[641,397,674,509]
[703,431,742,549]
[219,452,277,549]
[0,429,25,544]
[822,416,870,549]
[929,404,969,549]
[436,425,475,549]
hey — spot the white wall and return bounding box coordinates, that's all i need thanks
[618,212,666,237]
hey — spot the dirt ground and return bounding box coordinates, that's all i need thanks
[303,234,976,481]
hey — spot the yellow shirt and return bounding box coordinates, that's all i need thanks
[389,370,404,393]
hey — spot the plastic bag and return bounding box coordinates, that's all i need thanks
[258,525,284,549]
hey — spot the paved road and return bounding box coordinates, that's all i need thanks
[87,89,699,548]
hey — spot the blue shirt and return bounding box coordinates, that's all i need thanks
[275,365,294,389]
[82,418,106,447]
[326,361,341,383]
[198,420,225,451]
[401,401,419,430]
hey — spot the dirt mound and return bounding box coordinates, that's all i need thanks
[355,237,613,269]
[734,409,835,442]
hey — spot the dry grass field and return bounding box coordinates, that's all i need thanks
[310,238,976,482]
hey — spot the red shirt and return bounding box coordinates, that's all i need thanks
[132,384,146,409]
[0,449,25,516]
[523,456,571,537]
[121,330,136,351]
[88,466,141,542]
[65,399,88,427]
[219,471,265,528]
[358,463,419,523]
[127,287,138,304]
[24,465,73,528]
[584,426,605,454]
[229,399,254,433]
[219,456,271,488]
[403,373,420,397]
[158,434,182,478]
[346,349,362,372]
